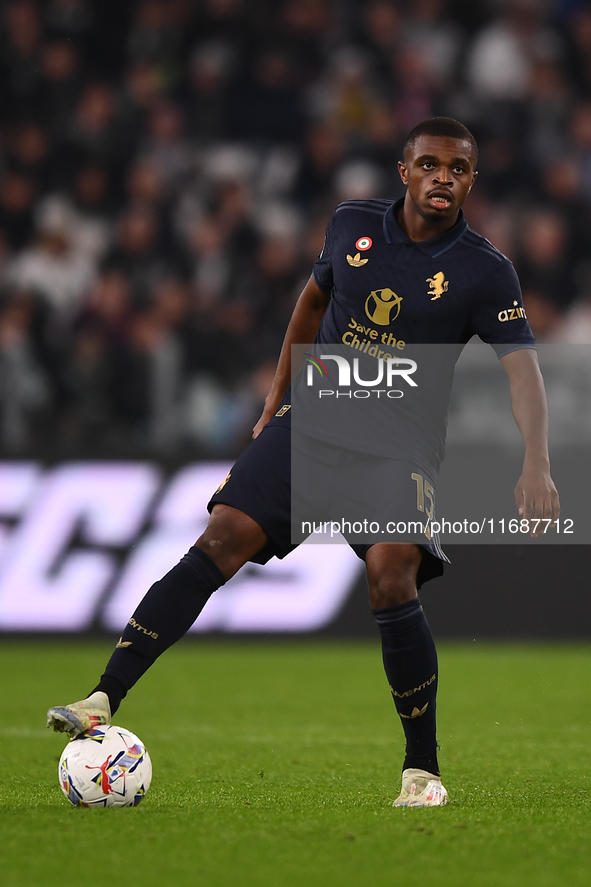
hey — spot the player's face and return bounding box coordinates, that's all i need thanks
[398,135,477,223]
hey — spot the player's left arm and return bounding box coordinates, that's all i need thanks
[500,348,560,531]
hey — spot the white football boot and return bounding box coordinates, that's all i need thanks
[46,691,111,738]
[393,768,449,807]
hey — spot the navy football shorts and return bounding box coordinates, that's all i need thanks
[207,425,448,588]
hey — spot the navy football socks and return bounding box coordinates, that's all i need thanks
[374,599,440,775]
[92,547,440,780]
[91,546,226,714]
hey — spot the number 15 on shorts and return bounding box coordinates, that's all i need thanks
[412,473,435,534]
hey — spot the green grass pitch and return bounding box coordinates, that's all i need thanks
[1,638,591,887]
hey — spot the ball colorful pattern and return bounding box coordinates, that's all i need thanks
[58,725,152,807]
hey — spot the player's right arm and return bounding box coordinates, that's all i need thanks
[252,274,330,438]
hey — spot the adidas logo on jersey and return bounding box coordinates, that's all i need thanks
[347,252,368,267]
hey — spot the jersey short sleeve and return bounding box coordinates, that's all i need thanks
[313,214,336,294]
[470,259,535,357]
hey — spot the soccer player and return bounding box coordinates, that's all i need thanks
[47,118,559,807]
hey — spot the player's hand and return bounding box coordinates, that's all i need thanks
[252,407,275,439]
[514,463,560,537]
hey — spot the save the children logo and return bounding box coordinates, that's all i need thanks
[364,288,403,325]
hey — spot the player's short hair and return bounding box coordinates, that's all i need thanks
[403,117,478,164]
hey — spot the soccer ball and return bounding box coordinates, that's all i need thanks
[58,725,152,807]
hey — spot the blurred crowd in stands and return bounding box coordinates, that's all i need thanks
[1,0,591,456]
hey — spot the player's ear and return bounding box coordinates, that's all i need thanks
[468,169,478,191]
[397,159,408,185]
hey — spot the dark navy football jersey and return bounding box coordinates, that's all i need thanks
[271,197,535,466]
[313,197,533,354]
